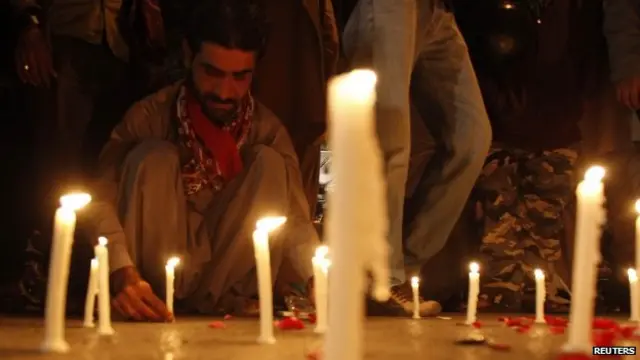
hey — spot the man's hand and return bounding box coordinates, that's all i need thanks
[15,26,57,87]
[110,266,173,322]
[616,76,640,109]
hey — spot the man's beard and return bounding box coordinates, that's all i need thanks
[186,75,239,126]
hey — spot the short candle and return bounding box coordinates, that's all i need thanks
[466,262,480,325]
[411,276,420,319]
[165,257,180,317]
[629,268,639,322]
[534,269,546,324]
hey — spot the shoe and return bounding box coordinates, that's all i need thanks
[368,282,442,317]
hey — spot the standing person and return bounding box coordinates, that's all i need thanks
[253,0,339,216]
[11,0,166,229]
[456,0,609,311]
[604,0,640,111]
[341,0,492,316]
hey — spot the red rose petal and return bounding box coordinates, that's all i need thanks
[308,313,317,324]
[516,325,531,333]
[618,325,637,339]
[277,317,305,330]
[549,326,565,335]
[472,321,482,328]
[546,316,569,327]
[223,314,232,320]
[498,317,509,322]
[592,329,617,347]
[505,318,522,327]
[487,342,511,351]
[306,349,323,360]
[593,318,618,330]
[208,321,226,329]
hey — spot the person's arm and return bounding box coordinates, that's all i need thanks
[604,0,640,82]
[84,100,159,274]
[321,0,340,81]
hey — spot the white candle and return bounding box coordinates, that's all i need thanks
[324,69,384,360]
[634,200,640,322]
[411,276,420,319]
[83,258,99,328]
[629,268,639,322]
[312,246,331,333]
[95,237,114,336]
[465,262,480,325]
[563,166,606,354]
[253,216,286,345]
[165,257,180,316]
[41,193,91,353]
[534,269,546,324]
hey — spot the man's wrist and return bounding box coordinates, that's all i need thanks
[14,7,43,34]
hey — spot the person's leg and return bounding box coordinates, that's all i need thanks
[405,5,492,267]
[520,148,578,310]
[476,148,525,311]
[116,140,209,299]
[186,144,319,314]
[342,0,417,286]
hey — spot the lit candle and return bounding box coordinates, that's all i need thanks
[411,276,420,319]
[629,269,639,322]
[534,269,546,324]
[563,166,606,354]
[312,246,330,333]
[466,262,480,325]
[83,258,99,328]
[253,216,286,344]
[165,257,180,317]
[41,193,91,353]
[95,237,114,336]
[634,200,640,322]
[324,69,386,360]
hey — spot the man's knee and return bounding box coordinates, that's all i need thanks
[452,112,492,170]
[124,140,180,172]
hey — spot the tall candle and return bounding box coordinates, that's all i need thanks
[634,200,640,322]
[629,269,639,322]
[312,246,330,333]
[41,193,91,353]
[83,258,99,328]
[563,166,606,354]
[534,269,546,324]
[95,237,114,336]
[253,216,286,344]
[165,257,180,316]
[325,69,386,360]
[411,276,420,319]
[465,262,480,325]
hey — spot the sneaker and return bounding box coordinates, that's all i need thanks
[369,282,442,317]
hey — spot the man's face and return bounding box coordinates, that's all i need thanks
[188,42,256,124]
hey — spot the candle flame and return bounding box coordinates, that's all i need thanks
[256,216,287,233]
[166,257,180,269]
[60,192,92,211]
[331,69,377,104]
[91,258,99,269]
[98,237,108,246]
[635,199,640,214]
[584,166,605,183]
[469,262,480,273]
[534,268,544,279]
[628,268,638,282]
[315,245,329,259]
[410,276,420,287]
[503,2,514,9]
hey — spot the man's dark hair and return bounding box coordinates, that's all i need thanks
[186,0,268,57]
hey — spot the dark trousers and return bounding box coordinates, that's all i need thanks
[24,36,134,227]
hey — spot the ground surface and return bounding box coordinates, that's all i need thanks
[0,314,636,360]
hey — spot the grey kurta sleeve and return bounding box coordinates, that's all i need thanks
[603,0,640,82]
[84,95,167,273]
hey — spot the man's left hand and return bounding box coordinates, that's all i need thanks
[616,76,640,109]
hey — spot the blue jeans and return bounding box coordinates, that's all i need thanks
[342,0,492,285]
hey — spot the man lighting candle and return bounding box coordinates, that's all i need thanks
[85,0,319,321]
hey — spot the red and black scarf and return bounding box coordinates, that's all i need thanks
[176,86,254,195]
